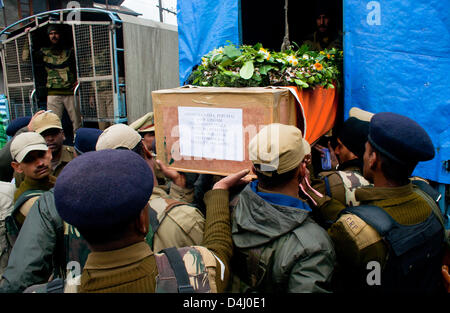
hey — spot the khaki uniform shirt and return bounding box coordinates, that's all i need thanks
[51,145,75,178]
[149,186,204,253]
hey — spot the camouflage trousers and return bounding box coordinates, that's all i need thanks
[47,95,81,132]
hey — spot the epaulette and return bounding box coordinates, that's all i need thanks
[336,213,382,250]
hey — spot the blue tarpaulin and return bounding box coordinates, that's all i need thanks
[344,0,450,184]
[177,0,241,86]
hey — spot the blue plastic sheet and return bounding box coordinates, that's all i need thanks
[344,0,450,184]
[177,0,241,85]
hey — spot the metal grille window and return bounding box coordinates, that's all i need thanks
[1,33,34,120]
[73,23,115,123]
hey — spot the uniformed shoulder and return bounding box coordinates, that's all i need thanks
[289,219,335,255]
[64,145,75,153]
[332,213,382,250]
[60,145,75,163]
[19,196,40,217]
[318,170,335,177]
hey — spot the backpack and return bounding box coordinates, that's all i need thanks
[341,204,445,293]
[154,246,219,293]
[228,235,291,293]
[4,189,45,249]
[0,182,15,277]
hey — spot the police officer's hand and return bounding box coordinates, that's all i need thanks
[27,110,45,131]
[155,159,187,188]
[213,169,252,191]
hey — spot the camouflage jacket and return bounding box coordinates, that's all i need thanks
[40,47,76,92]
[308,161,372,225]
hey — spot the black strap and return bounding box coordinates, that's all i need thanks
[148,207,160,236]
[148,202,185,239]
[13,189,44,211]
[342,205,395,236]
[161,247,195,293]
[46,278,65,293]
[324,176,332,197]
[412,180,441,203]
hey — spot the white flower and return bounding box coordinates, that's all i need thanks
[258,48,271,60]
[287,55,298,66]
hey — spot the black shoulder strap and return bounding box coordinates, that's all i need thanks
[13,189,44,212]
[148,201,185,236]
[161,247,195,293]
[46,278,65,293]
[323,176,332,197]
[148,207,160,237]
[342,205,396,236]
[411,180,441,203]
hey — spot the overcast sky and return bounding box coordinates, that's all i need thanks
[121,0,178,25]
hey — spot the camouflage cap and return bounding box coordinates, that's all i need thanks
[47,24,61,34]
[249,123,309,176]
[31,111,62,134]
[10,132,48,162]
[129,112,155,133]
[96,123,142,151]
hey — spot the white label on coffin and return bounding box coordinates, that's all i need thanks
[178,106,243,161]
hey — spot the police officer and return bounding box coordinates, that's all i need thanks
[129,112,156,152]
[9,132,55,227]
[307,111,373,225]
[230,123,336,293]
[0,116,31,183]
[29,111,75,179]
[0,128,102,293]
[302,112,446,293]
[53,149,249,292]
[129,112,171,187]
[95,123,204,251]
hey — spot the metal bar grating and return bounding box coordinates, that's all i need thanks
[74,23,115,122]
[8,85,34,120]
[4,33,35,119]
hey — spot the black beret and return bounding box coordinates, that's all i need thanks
[6,116,31,137]
[338,117,370,159]
[74,128,103,154]
[368,112,435,165]
[54,149,154,231]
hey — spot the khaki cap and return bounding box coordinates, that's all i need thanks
[129,112,155,133]
[31,112,62,134]
[96,123,142,151]
[349,107,374,122]
[249,123,309,176]
[10,132,48,162]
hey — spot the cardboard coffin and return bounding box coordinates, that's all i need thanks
[152,86,306,176]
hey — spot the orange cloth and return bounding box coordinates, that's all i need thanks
[287,86,338,144]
